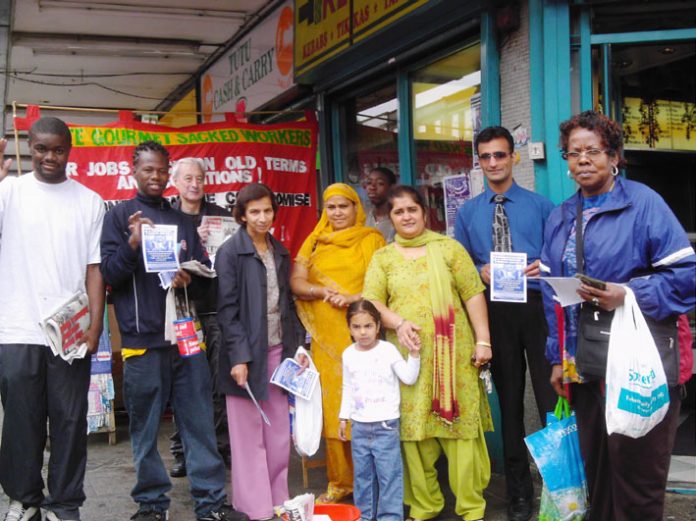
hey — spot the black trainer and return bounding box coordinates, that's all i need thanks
[197,504,249,521]
[130,509,169,521]
[169,455,186,478]
[508,497,532,521]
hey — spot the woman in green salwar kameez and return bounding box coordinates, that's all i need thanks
[363,186,493,521]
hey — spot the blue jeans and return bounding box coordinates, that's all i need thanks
[123,348,227,517]
[351,419,403,521]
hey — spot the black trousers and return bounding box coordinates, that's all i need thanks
[573,381,681,521]
[0,344,91,519]
[170,314,229,459]
[488,291,558,500]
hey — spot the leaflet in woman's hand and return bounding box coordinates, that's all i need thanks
[271,358,319,400]
[540,277,584,307]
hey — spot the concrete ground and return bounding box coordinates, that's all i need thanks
[1,410,695,521]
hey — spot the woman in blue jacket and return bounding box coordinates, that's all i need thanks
[541,111,695,521]
[216,183,306,520]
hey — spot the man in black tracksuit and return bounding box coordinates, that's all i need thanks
[100,141,247,521]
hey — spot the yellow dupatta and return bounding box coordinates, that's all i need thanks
[295,183,385,438]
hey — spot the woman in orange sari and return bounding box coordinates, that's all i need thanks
[291,183,386,503]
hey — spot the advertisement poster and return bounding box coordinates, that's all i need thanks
[443,174,471,238]
[622,97,696,151]
[201,0,295,122]
[470,92,482,169]
[15,106,319,256]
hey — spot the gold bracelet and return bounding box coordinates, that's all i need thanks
[309,286,316,297]
[395,318,406,330]
[476,340,492,347]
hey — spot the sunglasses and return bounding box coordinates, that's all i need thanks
[479,152,510,161]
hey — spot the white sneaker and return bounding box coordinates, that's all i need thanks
[3,501,40,521]
[45,511,78,521]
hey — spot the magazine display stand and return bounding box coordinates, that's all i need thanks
[87,311,116,445]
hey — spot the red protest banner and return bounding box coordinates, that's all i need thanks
[57,110,318,255]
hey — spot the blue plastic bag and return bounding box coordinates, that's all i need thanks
[525,398,588,520]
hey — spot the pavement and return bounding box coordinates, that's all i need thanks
[1,410,695,521]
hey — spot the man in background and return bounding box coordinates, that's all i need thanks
[365,166,397,242]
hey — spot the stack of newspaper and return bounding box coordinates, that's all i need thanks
[40,292,91,363]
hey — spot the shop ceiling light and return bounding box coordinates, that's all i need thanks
[15,33,210,60]
[37,0,247,21]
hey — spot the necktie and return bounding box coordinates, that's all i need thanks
[493,194,512,252]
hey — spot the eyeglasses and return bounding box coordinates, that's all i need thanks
[479,151,510,161]
[562,148,607,160]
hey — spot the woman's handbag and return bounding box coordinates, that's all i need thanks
[605,287,670,438]
[525,397,588,521]
[573,199,614,380]
[575,304,613,380]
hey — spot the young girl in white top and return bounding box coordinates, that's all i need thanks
[339,299,420,521]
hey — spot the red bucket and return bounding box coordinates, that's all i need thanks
[313,504,361,521]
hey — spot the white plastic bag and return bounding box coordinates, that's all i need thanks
[605,287,670,438]
[292,346,322,457]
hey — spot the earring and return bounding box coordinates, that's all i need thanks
[611,165,619,177]
[567,170,574,179]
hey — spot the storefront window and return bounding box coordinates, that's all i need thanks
[411,43,482,233]
[595,40,696,236]
[340,84,399,205]
[591,1,696,34]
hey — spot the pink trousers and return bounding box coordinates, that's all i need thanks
[226,344,290,519]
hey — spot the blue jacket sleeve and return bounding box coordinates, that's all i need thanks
[541,210,562,365]
[100,207,141,288]
[541,234,561,365]
[627,194,696,320]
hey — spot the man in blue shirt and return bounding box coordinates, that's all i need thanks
[455,126,557,521]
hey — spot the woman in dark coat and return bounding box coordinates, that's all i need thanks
[216,183,305,520]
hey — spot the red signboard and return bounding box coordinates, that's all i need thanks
[16,108,319,255]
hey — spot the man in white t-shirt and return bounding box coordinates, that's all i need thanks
[0,118,105,521]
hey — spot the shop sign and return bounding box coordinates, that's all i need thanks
[622,97,696,151]
[295,0,430,77]
[201,0,295,122]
